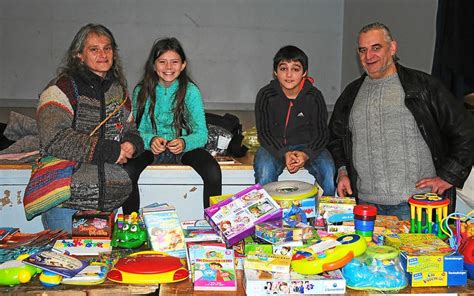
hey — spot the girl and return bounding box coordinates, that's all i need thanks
[132,37,222,209]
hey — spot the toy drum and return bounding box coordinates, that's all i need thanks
[263,181,318,220]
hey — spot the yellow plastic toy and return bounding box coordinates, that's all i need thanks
[291,234,367,275]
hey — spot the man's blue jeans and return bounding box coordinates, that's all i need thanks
[360,201,410,221]
[254,146,336,196]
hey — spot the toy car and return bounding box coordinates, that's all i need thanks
[107,251,189,284]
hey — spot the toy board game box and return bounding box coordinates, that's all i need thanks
[72,211,114,239]
[204,184,282,247]
[406,270,468,287]
[255,220,315,244]
[384,233,460,273]
[315,196,356,233]
[244,251,292,273]
[244,268,346,295]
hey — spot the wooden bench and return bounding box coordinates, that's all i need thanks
[0,153,314,232]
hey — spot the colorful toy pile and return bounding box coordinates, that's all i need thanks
[0,185,473,293]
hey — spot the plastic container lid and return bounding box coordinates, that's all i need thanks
[353,205,377,217]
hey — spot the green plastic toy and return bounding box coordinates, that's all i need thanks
[111,212,147,249]
[0,255,42,286]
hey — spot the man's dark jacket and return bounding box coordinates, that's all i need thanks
[328,63,474,197]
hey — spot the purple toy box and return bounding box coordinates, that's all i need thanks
[204,184,282,247]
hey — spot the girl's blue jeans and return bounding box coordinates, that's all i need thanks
[254,145,336,196]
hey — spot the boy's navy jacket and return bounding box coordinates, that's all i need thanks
[255,78,329,160]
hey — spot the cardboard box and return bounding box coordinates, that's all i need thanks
[244,268,346,295]
[204,184,282,247]
[72,211,114,239]
[244,251,292,273]
[317,196,356,233]
[384,233,460,273]
[407,270,468,287]
[400,251,464,273]
[255,220,314,244]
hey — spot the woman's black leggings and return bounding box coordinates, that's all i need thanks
[121,149,222,214]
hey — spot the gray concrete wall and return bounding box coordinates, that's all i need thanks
[0,0,343,110]
[341,0,438,91]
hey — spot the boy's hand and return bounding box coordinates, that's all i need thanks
[150,137,167,155]
[285,151,304,173]
[167,139,185,155]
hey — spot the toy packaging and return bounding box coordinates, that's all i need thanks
[141,204,187,259]
[191,244,237,291]
[406,270,468,287]
[244,251,292,273]
[263,181,320,219]
[384,233,459,273]
[315,196,356,233]
[204,184,282,247]
[244,268,346,295]
[72,211,114,239]
[210,193,234,206]
[255,220,315,244]
[53,239,112,256]
[181,219,222,243]
[342,245,407,291]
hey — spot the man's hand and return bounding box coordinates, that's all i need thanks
[150,137,167,155]
[416,176,453,195]
[337,174,353,197]
[116,142,135,164]
[167,138,185,155]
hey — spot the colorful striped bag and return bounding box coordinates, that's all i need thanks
[23,156,76,221]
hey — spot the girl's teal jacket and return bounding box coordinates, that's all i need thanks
[132,80,208,153]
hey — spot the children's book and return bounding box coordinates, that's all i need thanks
[141,204,187,259]
[0,227,19,241]
[23,249,88,278]
[61,263,109,285]
[53,239,112,256]
[181,219,222,243]
[192,243,237,291]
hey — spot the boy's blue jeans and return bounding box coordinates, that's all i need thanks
[254,145,336,196]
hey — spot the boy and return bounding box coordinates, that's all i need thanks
[254,45,335,195]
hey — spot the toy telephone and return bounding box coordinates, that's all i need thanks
[291,234,367,275]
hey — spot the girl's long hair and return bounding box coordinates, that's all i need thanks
[135,37,193,136]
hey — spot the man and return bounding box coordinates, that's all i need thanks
[328,22,474,220]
